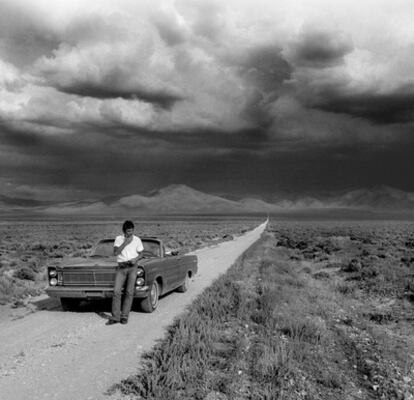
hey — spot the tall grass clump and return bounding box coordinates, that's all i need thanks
[114,283,247,399]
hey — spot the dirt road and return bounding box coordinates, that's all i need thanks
[0,221,267,400]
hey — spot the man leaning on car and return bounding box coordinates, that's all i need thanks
[107,220,144,325]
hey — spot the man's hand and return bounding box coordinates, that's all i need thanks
[128,253,142,266]
[114,235,133,256]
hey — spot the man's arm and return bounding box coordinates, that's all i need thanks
[113,236,133,256]
[129,240,145,265]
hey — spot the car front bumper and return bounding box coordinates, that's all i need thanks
[46,286,150,299]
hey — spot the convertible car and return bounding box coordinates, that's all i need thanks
[46,237,198,313]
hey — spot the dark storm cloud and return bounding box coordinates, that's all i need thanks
[1,0,414,203]
[0,123,40,147]
[308,85,414,124]
[144,127,270,151]
[142,140,414,198]
[0,123,246,199]
[237,46,293,128]
[285,28,414,125]
[0,115,274,200]
[241,46,292,89]
[287,29,353,68]
[283,25,414,126]
[0,123,153,193]
[56,82,183,109]
[3,112,414,202]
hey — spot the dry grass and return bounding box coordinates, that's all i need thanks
[0,275,43,305]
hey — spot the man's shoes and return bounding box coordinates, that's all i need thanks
[120,318,128,325]
[106,319,119,325]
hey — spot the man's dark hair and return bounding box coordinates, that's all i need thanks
[122,220,135,232]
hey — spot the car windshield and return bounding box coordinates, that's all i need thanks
[91,240,114,257]
[90,238,161,258]
[141,240,161,257]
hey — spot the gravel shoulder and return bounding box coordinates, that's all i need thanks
[0,221,267,400]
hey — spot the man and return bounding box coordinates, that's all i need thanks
[107,220,144,325]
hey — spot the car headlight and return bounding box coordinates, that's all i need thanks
[49,269,57,277]
[136,267,144,277]
[49,278,58,286]
[135,278,145,287]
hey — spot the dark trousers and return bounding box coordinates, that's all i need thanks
[112,265,138,321]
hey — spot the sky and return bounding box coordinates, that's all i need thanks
[0,0,413,202]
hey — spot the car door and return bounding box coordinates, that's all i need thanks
[158,255,183,293]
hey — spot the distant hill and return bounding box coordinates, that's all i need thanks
[1,184,414,217]
[115,184,244,213]
[334,186,414,209]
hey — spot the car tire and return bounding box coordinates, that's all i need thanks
[140,281,159,313]
[176,273,189,293]
[60,298,81,312]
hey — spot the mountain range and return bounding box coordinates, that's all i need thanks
[1,184,414,217]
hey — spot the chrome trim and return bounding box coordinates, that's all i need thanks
[135,286,149,291]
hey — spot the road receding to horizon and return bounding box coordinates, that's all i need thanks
[0,220,267,400]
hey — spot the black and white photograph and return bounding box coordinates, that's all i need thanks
[0,0,413,399]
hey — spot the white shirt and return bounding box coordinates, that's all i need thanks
[114,235,144,263]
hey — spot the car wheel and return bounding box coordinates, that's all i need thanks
[176,273,189,293]
[60,298,81,311]
[140,281,159,313]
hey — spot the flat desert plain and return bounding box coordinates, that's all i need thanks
[0,218,413,400]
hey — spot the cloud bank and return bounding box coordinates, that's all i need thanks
[0,0,413,200]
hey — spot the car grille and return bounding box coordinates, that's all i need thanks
[62,269,115,287]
